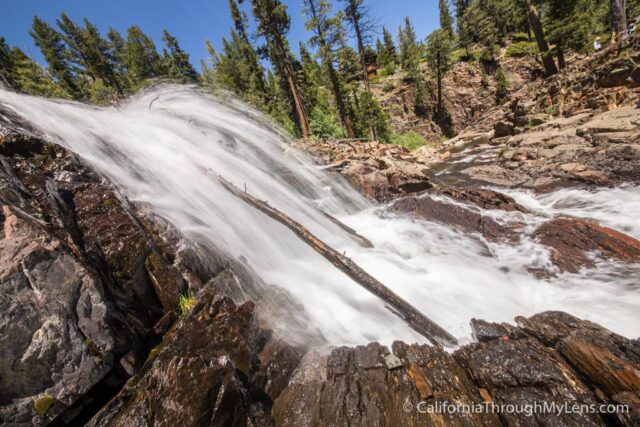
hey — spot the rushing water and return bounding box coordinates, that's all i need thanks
[1,85,639,346]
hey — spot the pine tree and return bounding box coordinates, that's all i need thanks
[357,91,390,142]
[107,28,130,91]
[459,2,498,61]
[382,27,398,64]
[0,37,15,88]
[376,27,398,73]
[523,0,558,76]
[425,28,452,116]
[439,0,454,35]
[10,47,70,98]
[162,30,198,83]
[264,70,299,135]
[398,17,421,70]
[228,0,267,98]
[298,41,322,110]
[30,16,81,98]
[341,0,375,91]
[125,26,163,88]
[251,0,310,137]
[200,39,219,88]
[56,15,123,95]
[303,0,355,138]
[544,0,598,68]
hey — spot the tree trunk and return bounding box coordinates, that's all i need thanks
[274,40,310,137]
[218,175,458,347]
[349,8,377,140]
[351,12,370,92]
[610,0,628,45]
[327,63,356,138]
[523,0,558,76]
[556,48,566,70]
[436,55,443,114]
[307,0,355,138]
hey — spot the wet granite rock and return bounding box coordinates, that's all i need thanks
[274,312,640,426]
[470,319,526,343]
[516,312,640,426]
[0,205,114,426]
[435,188,529,213]
[273,342,501,426]
[455,337,605,426]
[391,194,517,242]
[87,289,301,427]
[533,217,640,272]
[0,122,190,424]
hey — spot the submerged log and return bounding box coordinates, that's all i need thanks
[319,209,373,248]
[218,175,457,347]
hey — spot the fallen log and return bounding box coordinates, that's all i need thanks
[218,175,458,347]
[319,209,373,248]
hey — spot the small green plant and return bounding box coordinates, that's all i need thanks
[505,41,538,58]
[390,131,428,151]
[382,81,395,92]
[495,68,510,105]
[178,292,196,316]
[511,32,531,43]
[34,395,54,416]
[450,48,480,63]
[378,63,396,77]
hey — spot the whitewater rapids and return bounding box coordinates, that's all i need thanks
[1,85,639,346]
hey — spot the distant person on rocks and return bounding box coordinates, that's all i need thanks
[630,22,637,35]
[594,37,602,51]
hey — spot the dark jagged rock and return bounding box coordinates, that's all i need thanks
[470,319,526,343]
[455,337,605,426]
[273,312,640,426]
[516,312,640,426]
[533,217,640,272]
[273,342,501,426]
[0,123,200,424]
[87,289,301,427]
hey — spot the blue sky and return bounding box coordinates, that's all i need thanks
[1,0,440,71]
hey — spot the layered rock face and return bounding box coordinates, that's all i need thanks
[272,311,640,426]
[0,120,259,425]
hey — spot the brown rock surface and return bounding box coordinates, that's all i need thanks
[533,217,640,272]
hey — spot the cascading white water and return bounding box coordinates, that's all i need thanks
[498,186,640,239]
[1,85,639,346]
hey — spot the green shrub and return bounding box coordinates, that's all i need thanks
[505,41,538,58]
[382,81,395,92]
[178,292,196,316]
[309,106,345,140]
[495,68,510,105]
[451,48,480,63]
[378,63,396,76]
[511,32,530,43]
[390,131,428,151]
[34,395,54,416]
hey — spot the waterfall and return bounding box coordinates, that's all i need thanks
[2,84,639,346]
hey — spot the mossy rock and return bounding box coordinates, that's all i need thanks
[34,394,54,416]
